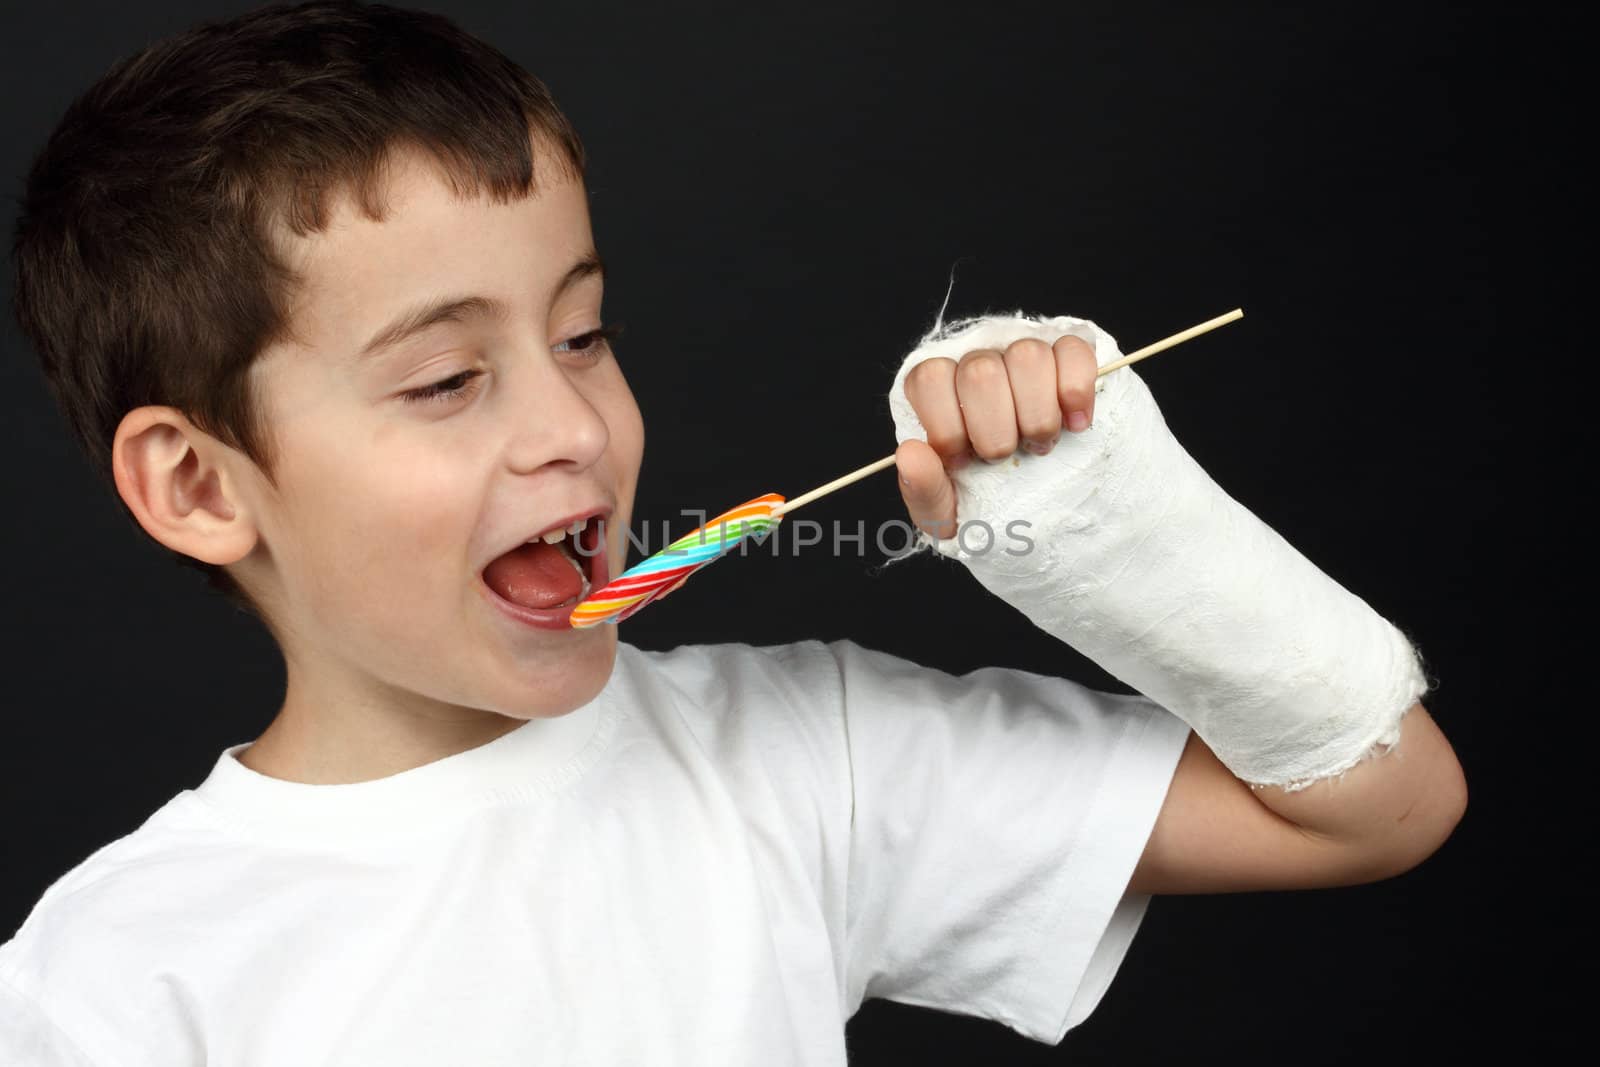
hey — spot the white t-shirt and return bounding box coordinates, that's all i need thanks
[0,638,1190,1066]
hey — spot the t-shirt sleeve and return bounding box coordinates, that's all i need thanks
[824,638,1191,1044]
[0,973,101,1067]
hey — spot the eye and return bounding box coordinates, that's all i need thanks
[401,368,485,405]
[554,322,625,359]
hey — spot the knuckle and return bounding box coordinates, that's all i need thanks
[1052,336,1097,408]
[956,348,1006,383]
[972,437,1015,461]
[1004,337,1053,368]
[1053,334,1095,362]
[905,357,954,395]
[1018,412,1060,440]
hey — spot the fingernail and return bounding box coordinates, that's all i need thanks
[1066,410,1090,432]
[1022,439,1050,455]
[949,452,970,470]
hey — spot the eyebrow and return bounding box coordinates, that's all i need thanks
[356,252,606,360]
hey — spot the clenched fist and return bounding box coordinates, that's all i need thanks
[896,334,1098,539]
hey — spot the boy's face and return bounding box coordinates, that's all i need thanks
[230,142,642,724]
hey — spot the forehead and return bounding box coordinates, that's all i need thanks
[275,144,595,356]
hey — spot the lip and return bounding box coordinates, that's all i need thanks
[478,515,612,632]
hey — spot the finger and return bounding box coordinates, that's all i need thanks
[1053,334,1098,432]
[904,357,971,470]
[955,348,1018,461]
[1003,337,1063,454]
[896,439,957,540]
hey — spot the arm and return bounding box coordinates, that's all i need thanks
[1129,702,1466,894]
[890,318,1465,894]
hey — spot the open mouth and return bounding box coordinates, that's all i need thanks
[481,516,608,615]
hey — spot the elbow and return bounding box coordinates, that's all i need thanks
[1442,756,1469,834]
[1430,755,1470,855]
[1378,700,1469,879]
[1381,750,1468,879]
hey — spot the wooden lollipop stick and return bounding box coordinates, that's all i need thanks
[777,455,899,515]
[1095,308,1243,375]
[772,308,1243,518]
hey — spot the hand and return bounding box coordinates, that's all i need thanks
[896,335,1098,539]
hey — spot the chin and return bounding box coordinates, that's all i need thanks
[504,626,618,720]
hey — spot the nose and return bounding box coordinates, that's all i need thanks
[501,350,610,476]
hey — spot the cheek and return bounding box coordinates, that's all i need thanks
[276,430,482,616]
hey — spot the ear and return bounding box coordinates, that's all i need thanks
[111,406,258,566]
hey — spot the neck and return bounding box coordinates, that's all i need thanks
[238,664,524,785]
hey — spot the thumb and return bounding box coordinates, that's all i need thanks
[896,439,958,541]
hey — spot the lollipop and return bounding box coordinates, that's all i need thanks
[569,309,1243,628]
[570,493,787,628]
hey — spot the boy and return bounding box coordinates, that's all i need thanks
[1,1,1465,1063]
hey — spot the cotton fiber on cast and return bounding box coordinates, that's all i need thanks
[887,313,1432,792]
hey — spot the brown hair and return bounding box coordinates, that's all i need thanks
[9,0,587,612]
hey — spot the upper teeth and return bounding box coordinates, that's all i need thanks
[531,517,589,545]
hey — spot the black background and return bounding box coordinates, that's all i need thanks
[1,1,1572,1061]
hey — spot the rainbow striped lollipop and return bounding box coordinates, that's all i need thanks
[569,493,786,628]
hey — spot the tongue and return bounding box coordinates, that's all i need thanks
[483,540,583,610]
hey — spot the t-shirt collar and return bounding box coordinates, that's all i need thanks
[190,666,622,847]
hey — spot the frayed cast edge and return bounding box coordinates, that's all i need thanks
[1247,681,1429,795]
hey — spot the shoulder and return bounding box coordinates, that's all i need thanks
[615,638,863,816]
[617,636,967,747]
[615,637,853,736]
[617,634,961,704]
[617,636,1162,740]
[0,791,240,1004]
[620,637,844,702]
